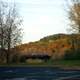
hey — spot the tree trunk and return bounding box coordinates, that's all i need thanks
[6,50,9,63]
[0,28,4,59]
[6,40,11,64]
[79,25,80,33]
[6,28,11,64]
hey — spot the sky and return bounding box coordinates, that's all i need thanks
[3,0,68,43]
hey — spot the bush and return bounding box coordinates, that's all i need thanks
[20,55,27,63]
[26,59,43,64]
[64,49,80,60]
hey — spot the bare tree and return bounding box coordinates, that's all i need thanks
[0,1,7,62]
[66,0,80,33]
[0,1,23,63]
[64,0,80,59]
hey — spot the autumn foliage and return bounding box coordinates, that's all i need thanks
[12,34,80,61]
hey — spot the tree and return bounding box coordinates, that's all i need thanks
[66,0,80,33]
[0,1,23,63]
[65,0,80,59]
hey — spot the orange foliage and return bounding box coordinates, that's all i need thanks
[12,34,80,59]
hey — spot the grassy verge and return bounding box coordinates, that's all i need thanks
[0,60,80,69]
[51,60,80,66]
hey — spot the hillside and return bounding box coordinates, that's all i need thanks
[13,33,80,60]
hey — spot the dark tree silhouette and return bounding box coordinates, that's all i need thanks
[0,1,23,63]
[66,0,80,33]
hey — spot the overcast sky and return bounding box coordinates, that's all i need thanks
[3,0,68,43]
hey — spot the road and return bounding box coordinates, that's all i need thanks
[0,67,80,80]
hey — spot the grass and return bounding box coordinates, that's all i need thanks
[0,60,80,69]
[0,60,79,66]
[51,60,80,65]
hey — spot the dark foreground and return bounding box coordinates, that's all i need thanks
[0,67,80,80]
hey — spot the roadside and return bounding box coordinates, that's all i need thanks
[0,60,80,70]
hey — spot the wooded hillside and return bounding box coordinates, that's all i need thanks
[13,34,80,59]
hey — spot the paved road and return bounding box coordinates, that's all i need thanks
[0,67,80,80]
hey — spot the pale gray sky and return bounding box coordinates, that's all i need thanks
[3,0,68,43]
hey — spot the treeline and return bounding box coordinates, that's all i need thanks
[11,34,80,63]
[0,34,80,63]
